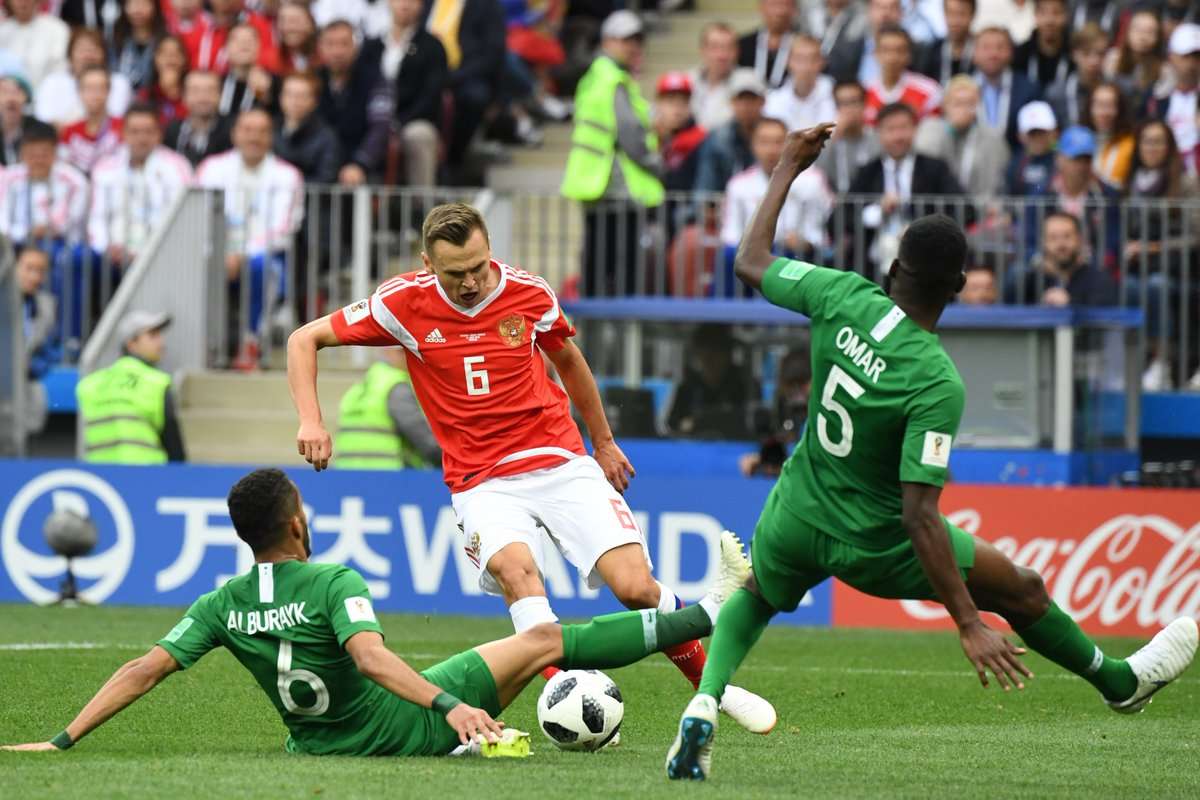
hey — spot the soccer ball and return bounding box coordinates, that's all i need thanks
[536,670,623,751]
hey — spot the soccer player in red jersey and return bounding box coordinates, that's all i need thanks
[287,203,776,734]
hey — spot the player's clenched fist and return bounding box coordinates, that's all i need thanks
[779,122,836,176]
[446,704,505,745]
[296,420,333,471]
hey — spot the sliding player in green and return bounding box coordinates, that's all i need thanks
[666,123,1199,781]
[1,468,752,757]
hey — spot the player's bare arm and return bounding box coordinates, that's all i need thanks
[544,341,635,493]
[733,122,835,291]
[1,645,179,752]
[287,314,342,471]
[344,631,504,745]
[901,482,1031,691]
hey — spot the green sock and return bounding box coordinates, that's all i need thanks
[1017,602,1136,701]
[697,588,775,700]
[561,604,713,669]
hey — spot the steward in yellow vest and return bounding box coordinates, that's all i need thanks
[76,310,186,464]
[333,352,440,471]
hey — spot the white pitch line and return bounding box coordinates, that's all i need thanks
[0,642,145,651]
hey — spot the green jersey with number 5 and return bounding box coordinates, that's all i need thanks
[760,257,965,548]
[156,561,428,755]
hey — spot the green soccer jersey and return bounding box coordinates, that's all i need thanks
[760,258,966,548]
[156,561,428,756]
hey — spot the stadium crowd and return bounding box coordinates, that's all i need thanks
[6,0,1200,438]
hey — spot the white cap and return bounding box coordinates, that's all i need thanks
[1017,101,1057,134]
[1169,23,1200,57]
[729,68,767,98]
[601,10,643,40]
[118,309,171,344]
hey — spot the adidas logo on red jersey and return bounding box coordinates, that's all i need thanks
[424,328,447,343]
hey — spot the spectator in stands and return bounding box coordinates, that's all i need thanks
[0,120,89,249]
[846,103,967,272]
[666,323,759,440]
[1105,9,1168,102]
[972,25,1040,148]
[61,1,122,36]
[311,0,389,40]
[111,0,167,92]
[356,0,447,188]
[89,103,194,270]
[17,247,60,384]
[164,71,234,167]
[1006,99,1057,195]
[1153,23,1200,176]
[1084,81,1135,191]
[764,36,836,131]
[276,1,318,72]
[827,0,903,84]
[688,22,746,130]
[915,75,1009,197]
[692,70,763,194]
[182,0,278,74]
[720,117,832,286]
[864,25,942,126]
[1012,0,1070,87]
[273,72,339,184]
[333,348,440,470]
[654,72,706,192]
[198,109,304,368]
[166,0,211,48]
[562,10,663,297]
[740,345,810,477]
[1013,211,1116,306]
[816,79,880,194]
[1044,23,1110,130]
[36,28,134,128]
[138,36,189,127]
[76,309,186,463]
[802,0,867,65]
[973,0,1034,45]
[316,21,383,186]
[916,0,975,85]
[738,0,798,91]
[58,67,125,174]
[218,24,280,117]
[0,0,68,89]
[424,0,507,173]
[0,74,34,166]
[958,263,998,304]
[1124,120,1200,275]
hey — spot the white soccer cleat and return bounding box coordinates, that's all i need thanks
[1107,617,1198,714]
[702,530,753,612]
[665,694,718,781]
[719,684,777,734]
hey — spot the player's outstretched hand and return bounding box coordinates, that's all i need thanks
[297,420,333,471]
[445,703,505,746]
[959,620,1032,691]
[1,742,59,752]
[594,440,635,493]
[779,122,836,177]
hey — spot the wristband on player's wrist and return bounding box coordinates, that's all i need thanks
[432,692,463,716]
[50,730,74,750]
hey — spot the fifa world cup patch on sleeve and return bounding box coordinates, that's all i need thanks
[345,596,378,624]
[778,261,816,281]
[343,298,371,326]
[921,432,952,468]
[163,617,194,643]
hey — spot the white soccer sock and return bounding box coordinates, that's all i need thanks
[509,595,558,633]
[656,581,679,615]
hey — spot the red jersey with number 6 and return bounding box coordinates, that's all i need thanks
[330,260,585,492]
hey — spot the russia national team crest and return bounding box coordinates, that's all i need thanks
[498,314,526,347]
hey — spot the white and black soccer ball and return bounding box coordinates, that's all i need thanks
[536,670,624,751]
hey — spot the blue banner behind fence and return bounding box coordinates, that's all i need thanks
[0,460,832,626]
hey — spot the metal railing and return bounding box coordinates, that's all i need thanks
[0,239,25,456]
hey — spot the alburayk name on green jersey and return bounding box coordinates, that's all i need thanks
[225,603,312,635]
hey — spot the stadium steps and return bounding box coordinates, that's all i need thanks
[177,370,362,466]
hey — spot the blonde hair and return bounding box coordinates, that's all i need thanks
[421,202,490,254]
[945,74,980,99]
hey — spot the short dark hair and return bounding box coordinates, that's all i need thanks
[124,101,160,125]
[876,23,913,50]
[833,80,866,102]
[898,214,968,296]
[946,0,977,12]
[20,119,57,146]
[422,202,489,254]
[320,19,355,38]
[876,102,916,125]
[1043,210,1083,236]
[227,468,298,552]
[752,116,788,137]
[1033,0,1067,10]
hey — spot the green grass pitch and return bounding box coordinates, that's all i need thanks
[1,604,1197,799]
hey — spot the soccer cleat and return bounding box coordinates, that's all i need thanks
[666,694,718,781]
[719,684,777,734]
[702,530,753,610]
[1107,617,1198,714]
[450,728,533,758]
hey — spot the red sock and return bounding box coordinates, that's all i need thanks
[540,666,561,681]
[663,639,708,689]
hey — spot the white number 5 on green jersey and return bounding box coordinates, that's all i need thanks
[817,365,865,457]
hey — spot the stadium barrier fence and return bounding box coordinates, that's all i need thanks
[0,239,24,456]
